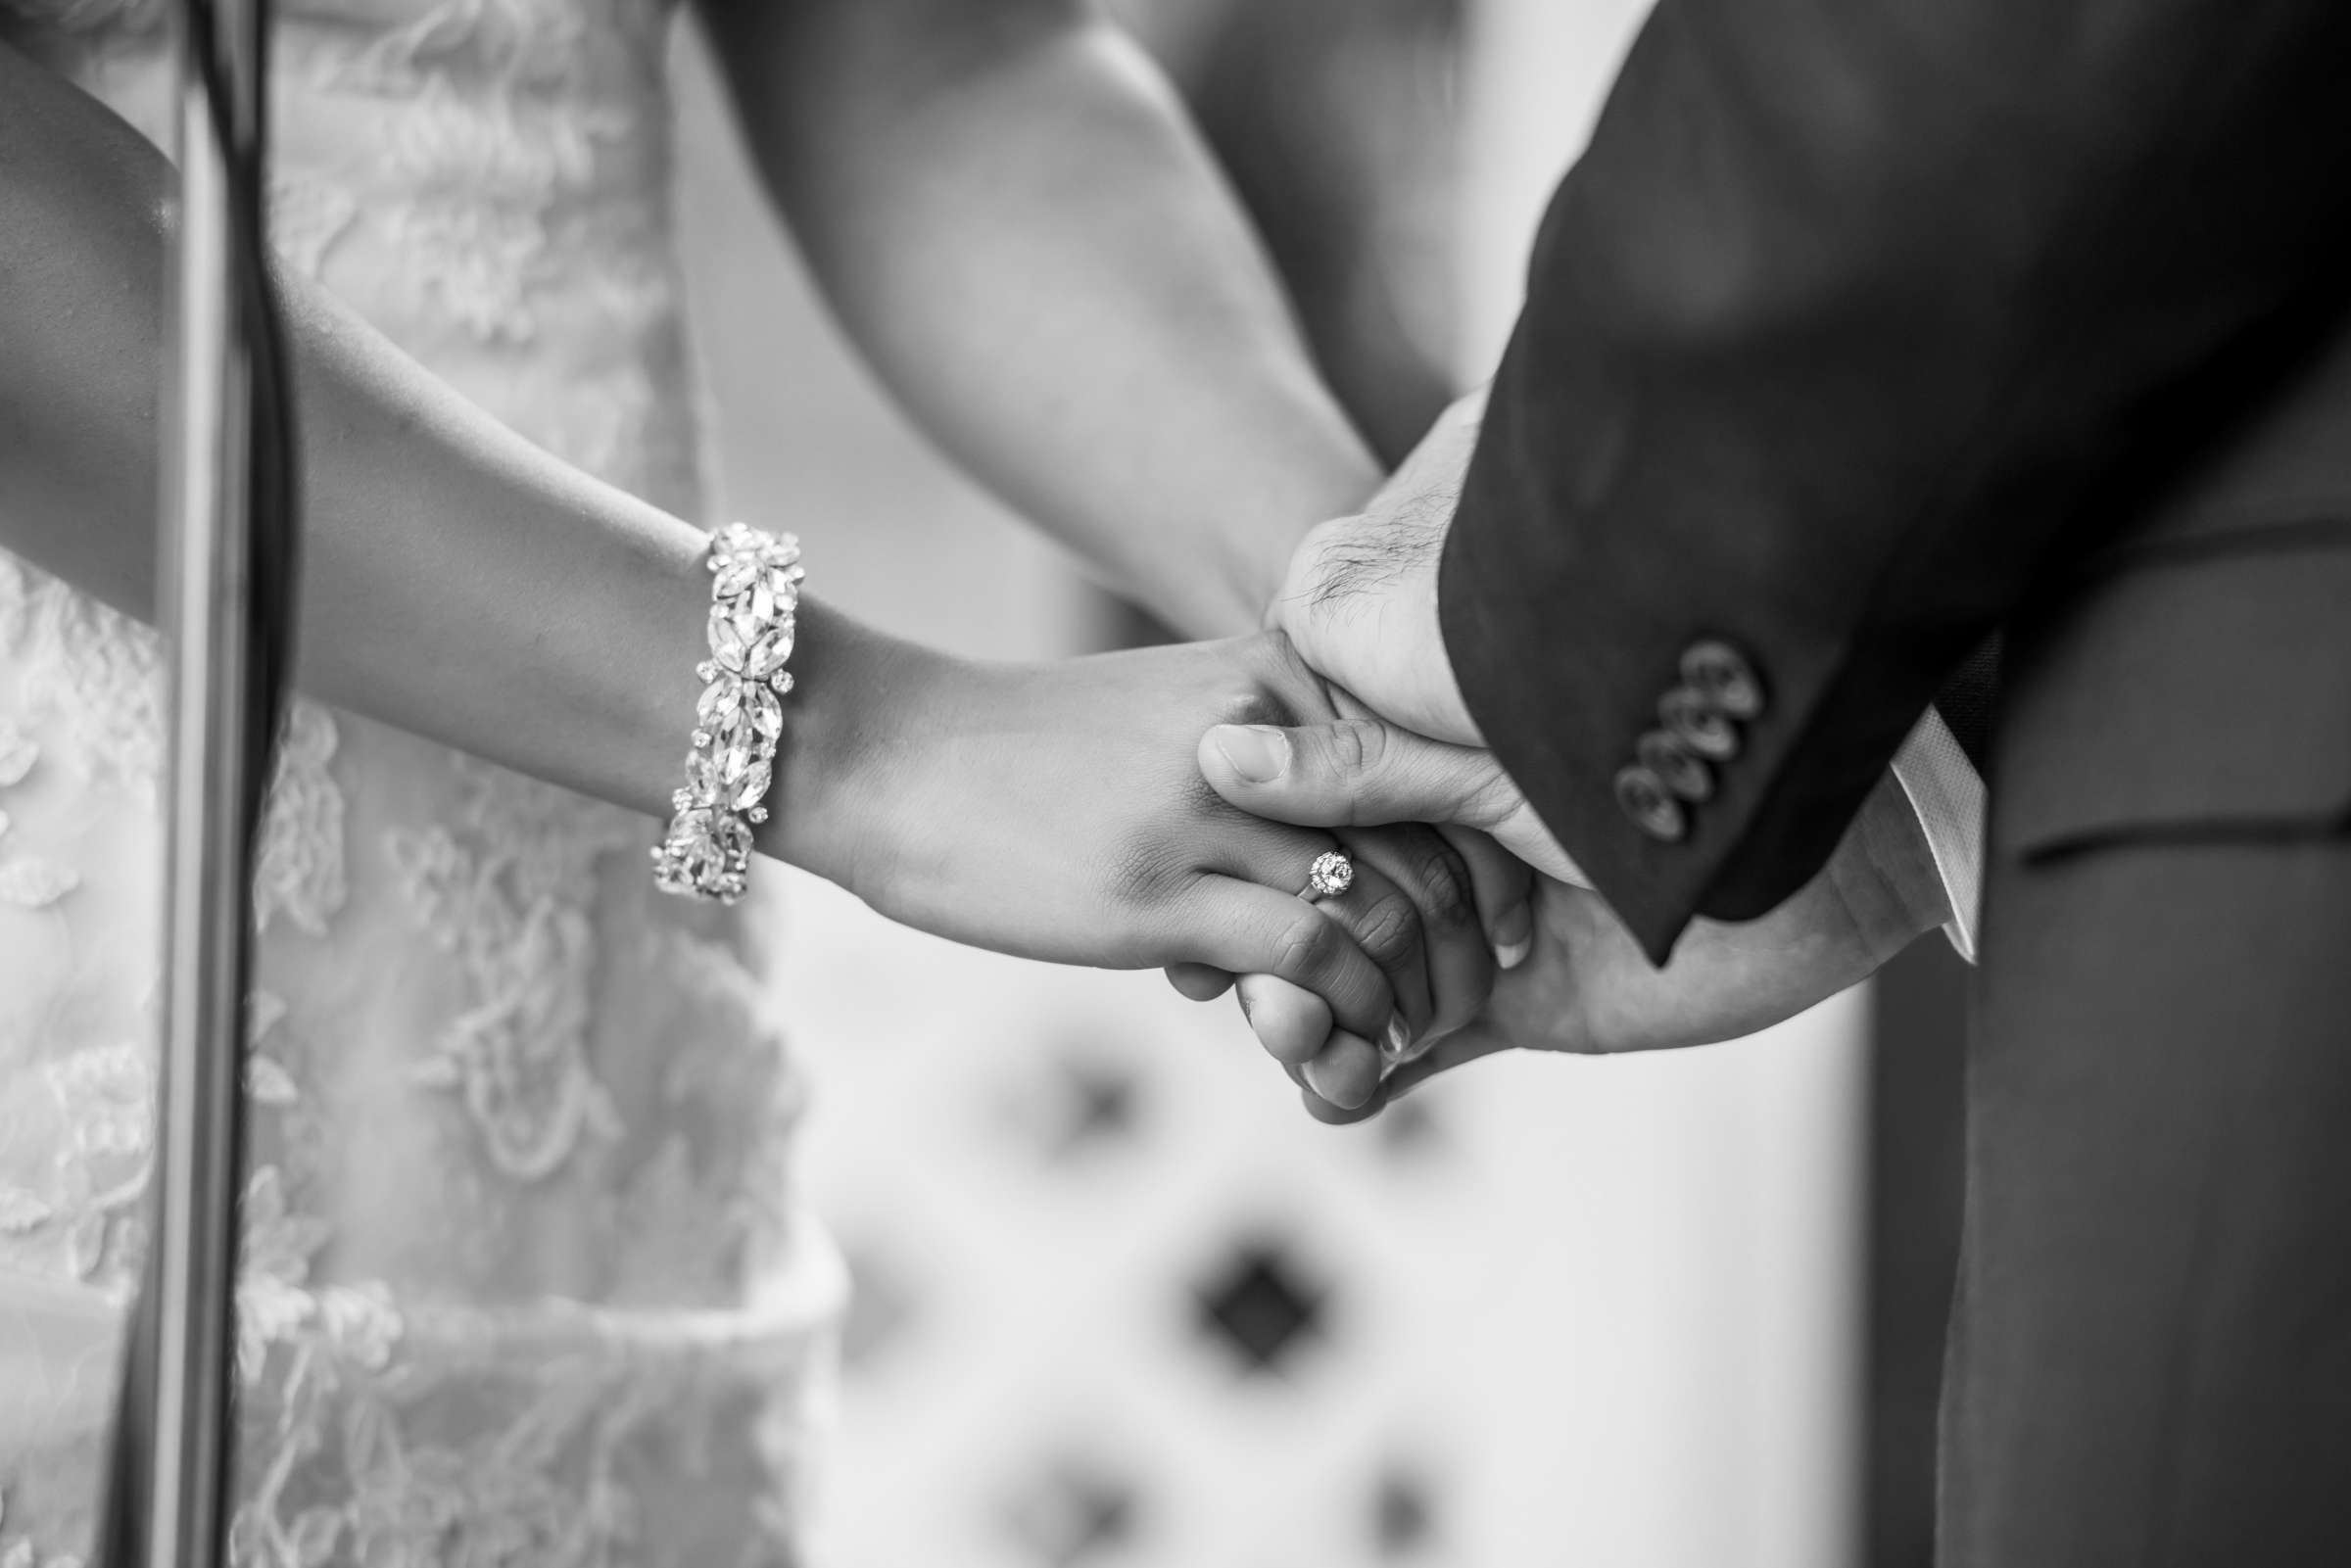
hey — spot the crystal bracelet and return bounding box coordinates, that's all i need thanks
[651,522,803,904]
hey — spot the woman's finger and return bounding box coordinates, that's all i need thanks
[1234,974,1330,1064]
[1298,1027,1520,1125]
[1183,879,1395,1042]
[1301,1028,1383,1110]
[1336,823,1492,1049]
[1270,1030,1383,1116]
[1314,856,1435,1057]
[1199,823,1433,1055]
[1166,963,1332,1072]
[1163,962,1236,1003]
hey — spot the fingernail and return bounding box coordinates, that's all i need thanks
[1303,1053,1368,1110]
[1211,725,1289,784]
[1300,1055,1342,1102]
[1382,1015,1416,1064]
[1494,903,1535,971]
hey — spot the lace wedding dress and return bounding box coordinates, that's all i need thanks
[0,2,844,1562]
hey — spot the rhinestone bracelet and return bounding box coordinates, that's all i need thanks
[651,523,803,904]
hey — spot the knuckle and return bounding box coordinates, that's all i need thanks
[1410,839,1476,932]
[1273,907,1342,979]
[1102,836,1190,908]
[1352,890,1423,970]
[1323,718,1385,779]
[1461,766,1522,830]
[1176,765,1237,821]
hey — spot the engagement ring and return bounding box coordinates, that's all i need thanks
[1299,849,1355,902]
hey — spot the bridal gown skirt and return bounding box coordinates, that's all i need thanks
[0,0,844,1562]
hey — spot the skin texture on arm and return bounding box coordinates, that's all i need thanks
[694,0,1383,639]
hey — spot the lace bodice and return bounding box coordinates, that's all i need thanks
[0,3,841,1563]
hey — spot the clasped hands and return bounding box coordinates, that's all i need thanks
[1184,392,1952,1120]
[850,398,1946,1124]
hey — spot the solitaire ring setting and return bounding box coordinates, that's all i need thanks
[1299,849,1355,903]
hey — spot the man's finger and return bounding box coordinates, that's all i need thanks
[1440,823,1537,971]
[1200,720,1585,885]
[1294,1025,1524,1126]
[1164,962,1235,1002]
[1201,718,1487,827]
[1380,1026,1517,1102]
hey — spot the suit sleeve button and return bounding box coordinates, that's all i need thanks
[1681,640,1765,720]
[1660,688,1741,761]
[1637,730,1714,802]
[1615,765,1689,842]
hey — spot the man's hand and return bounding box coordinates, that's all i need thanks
[1201,715,1584,887]
[1269,389,1488,746]
[1201,715,1951,1120]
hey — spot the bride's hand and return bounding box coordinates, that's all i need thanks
[823,631,1523,1091]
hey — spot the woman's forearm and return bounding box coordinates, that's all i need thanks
[0,43,1431,1035]
[698,0,1381,639]
[0,44,886,881]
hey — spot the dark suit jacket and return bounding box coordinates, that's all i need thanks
[1439,0,2351,963]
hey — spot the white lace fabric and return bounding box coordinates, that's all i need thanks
[0,2,842,1562]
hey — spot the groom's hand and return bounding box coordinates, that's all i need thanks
[1201,717,1584,887]
[1202,717,1951,1120]
[1324,822,1939,1122]
[1269,389,1486,746]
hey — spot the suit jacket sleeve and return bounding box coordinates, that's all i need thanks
[1440,0,2351,962]
[1932,640,1999,775]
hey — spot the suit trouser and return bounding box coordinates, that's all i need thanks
[1939,537,2351,1566]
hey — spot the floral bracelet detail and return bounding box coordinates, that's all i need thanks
[650,522,803,904]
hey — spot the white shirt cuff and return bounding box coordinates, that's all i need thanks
[1888,708,1986,963]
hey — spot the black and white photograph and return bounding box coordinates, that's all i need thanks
[2,0,2346,1563]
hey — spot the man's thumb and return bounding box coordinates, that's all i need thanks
[1199,718,1487,830]
[1200,719,1589,885]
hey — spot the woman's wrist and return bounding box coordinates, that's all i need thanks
[749,601,956,902]
[608,534,945,906]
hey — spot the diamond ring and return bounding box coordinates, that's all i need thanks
[1298,849,1355,903]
